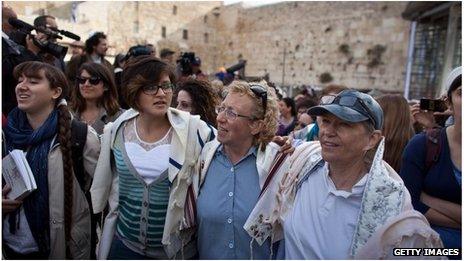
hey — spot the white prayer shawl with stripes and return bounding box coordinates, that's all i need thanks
[90,108,215,259]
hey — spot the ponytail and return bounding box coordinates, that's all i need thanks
[57,102,74,258]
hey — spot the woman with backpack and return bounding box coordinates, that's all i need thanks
[90,56,216,259]
[400,66,461,256]
[2,61,100,259]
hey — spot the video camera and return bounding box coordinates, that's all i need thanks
[177,52,196,76]
[8,18,80,59]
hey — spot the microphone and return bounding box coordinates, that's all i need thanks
[8,18,34,31]
[58,30,80,41]
[8,17,63,40]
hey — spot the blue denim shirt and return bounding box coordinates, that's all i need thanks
[197,145,271,259]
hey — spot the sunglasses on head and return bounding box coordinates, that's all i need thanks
[249,84,268,114]
[320,95,377,128]
[77,76,101,85]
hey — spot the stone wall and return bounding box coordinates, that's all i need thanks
[209,1,410,92]
[5,1,410,92]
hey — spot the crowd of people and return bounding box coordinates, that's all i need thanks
[1,4,462,260]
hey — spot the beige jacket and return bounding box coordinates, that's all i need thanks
[48,126,100,259]
[90,108,215,259]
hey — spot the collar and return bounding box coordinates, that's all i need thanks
[98,107,108,121]
[216,144,258,162]
[323,162,368,198]
[90,53,102,63]
[110,108,191,144]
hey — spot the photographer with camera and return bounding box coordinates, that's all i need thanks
[176,52,207,82]
[66,32,113,87]
[31,15,66,71]
[400,67,462,258]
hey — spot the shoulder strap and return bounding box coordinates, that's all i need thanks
[182,116,203,230]
[258,151,289,199]
[425,128,442,172]
[71,119,88,192]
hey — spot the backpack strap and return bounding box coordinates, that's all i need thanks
[71,119,88,192]
[425,128,442,172]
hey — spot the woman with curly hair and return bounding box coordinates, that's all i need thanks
[71,62,124,135]
[192,81,291,259]
[2,61,100,259]
[174,79,219,127]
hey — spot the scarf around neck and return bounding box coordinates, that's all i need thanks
[5,107,59,256]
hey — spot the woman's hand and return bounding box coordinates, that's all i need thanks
[410,103,437,129]
[2,185,22,216]
[421,192,461,228]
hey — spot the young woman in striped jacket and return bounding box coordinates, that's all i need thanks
[90,56,215,259]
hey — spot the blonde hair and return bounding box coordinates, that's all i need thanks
[227,80,279,151]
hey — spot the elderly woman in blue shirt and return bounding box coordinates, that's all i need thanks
[192,81,290,259]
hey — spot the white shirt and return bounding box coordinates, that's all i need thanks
[284,162,368,259]
[3,207,39,254]
[124,118,171,184]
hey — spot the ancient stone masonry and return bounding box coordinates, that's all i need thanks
[208,2,410,92]
[6,1,409,93]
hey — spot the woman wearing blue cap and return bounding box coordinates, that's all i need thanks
[244,90,443,259]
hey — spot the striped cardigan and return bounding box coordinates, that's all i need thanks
[90,108,216,259]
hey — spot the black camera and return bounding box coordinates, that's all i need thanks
[8,18,79,59]
[420,98,448,112]
[177,52,196,75]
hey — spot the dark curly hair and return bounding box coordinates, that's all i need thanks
[174,79,219,127]
[85,32,106,54]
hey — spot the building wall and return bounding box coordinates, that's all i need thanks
[5,1,410,92]
[209,2,410,92]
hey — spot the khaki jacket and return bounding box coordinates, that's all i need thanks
[48,126,100,259]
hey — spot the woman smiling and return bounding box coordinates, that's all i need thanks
[71,62,123,135]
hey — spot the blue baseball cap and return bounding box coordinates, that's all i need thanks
[308,89,384,130]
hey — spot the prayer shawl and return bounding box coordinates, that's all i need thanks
[244,138,443,258]
[91,108,215,259]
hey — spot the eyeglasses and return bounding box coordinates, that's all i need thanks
[249,84,267,114]
[142,82,175,95]
[77,76,101,85]
[215,106,255,121]
[320,95,377,128]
